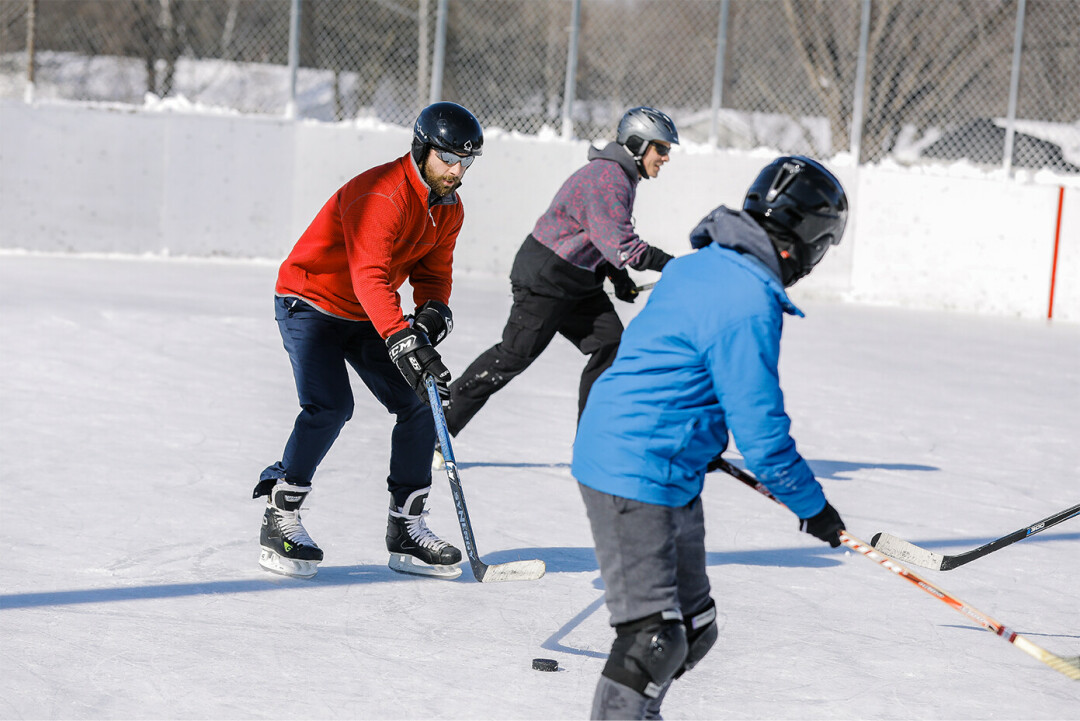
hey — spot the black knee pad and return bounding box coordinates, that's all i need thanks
[675,598,718,679]
[602,610,689,698]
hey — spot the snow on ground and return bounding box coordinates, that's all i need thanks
[1,253,1078,719]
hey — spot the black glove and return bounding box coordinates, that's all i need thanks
[386,328,452,403]
[413,300,453,347]
[799,502,845,548]
[629,245,674,272]
[609,267,639,303]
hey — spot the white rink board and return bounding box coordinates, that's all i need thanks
[1,100,1077,321]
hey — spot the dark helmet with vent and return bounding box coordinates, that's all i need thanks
[411,102,484,167]
[743,156,848,286]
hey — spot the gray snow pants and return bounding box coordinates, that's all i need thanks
[579,483,712,625]
[579,483,714,720]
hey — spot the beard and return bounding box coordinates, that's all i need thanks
[421,162,462,198]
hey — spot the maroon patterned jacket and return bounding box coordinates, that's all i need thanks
[529,142,650,272]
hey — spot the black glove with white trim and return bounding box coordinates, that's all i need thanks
[413,300,453,346]
[386,328,452,404]
[799,502,845,548]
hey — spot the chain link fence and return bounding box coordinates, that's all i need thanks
[1,0,1077,173]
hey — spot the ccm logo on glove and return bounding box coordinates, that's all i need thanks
[386,327,452,404]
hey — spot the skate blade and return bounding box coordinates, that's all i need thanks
[259,549,319,579]
[388,553,462,579]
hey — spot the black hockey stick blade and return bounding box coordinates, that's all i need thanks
[871,502,1080,571]
[713,459,1080,680]
[426,378,546,583]
[841,532,1080,681]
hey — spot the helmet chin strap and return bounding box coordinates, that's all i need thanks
[410,138,428,167]
[623,139,650,179]
[772,238,806,287]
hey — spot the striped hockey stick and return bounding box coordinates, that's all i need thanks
[712,458,1080,681]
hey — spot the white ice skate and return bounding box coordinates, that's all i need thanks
[259,481,323,579]
[386,487,462,579]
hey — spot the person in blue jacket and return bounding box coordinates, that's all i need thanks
[572,156,850,720]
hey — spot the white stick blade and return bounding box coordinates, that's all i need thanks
[870,532,945,570]
[1044,654,1080,681]
[1012,637,1080,681]
[480,560,546,583]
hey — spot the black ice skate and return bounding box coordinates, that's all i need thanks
[259,481,323,579]
[386,486,462,579]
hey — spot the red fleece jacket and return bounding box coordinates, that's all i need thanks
[276,153,463,338]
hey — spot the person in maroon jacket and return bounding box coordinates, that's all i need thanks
[254,102,482,580]
[442,107,678,443]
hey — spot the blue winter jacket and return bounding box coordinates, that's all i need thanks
[572,208,828,519]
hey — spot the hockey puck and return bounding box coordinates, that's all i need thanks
[532,658,559,672]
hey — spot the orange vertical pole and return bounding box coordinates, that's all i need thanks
[1047,186,1064,320]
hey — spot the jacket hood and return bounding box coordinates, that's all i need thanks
[587,142,640,184]
[688,206,781,281]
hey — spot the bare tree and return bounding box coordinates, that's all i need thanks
[774,0,1015,161]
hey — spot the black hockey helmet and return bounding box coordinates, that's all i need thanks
[616,106,679,177]
[411,101,484,167]
[743,156,848,286]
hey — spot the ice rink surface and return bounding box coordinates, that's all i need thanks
[2,253,1078,719]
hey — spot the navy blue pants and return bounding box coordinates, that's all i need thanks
[260,296,434,508]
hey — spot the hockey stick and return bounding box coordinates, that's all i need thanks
[425,377,546,583]
[713,458,1080,681]
[605,281,658,299]
[711,457,779,505]
[870,502,1080,571]
[839,532,1080,680]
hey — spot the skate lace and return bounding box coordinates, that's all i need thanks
[404,511,450,551]
[274,509,316,547]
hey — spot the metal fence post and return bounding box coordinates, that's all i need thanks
[429,0,448,103]
[418,0,430,111]
[707,0,729,148]
[25,0,36,103]
[1003,0,1026,176]
[849,0,871,163]
[561,0,582,140]
[285,0,301,119]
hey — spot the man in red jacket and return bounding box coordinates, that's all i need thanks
[253,102,483,580]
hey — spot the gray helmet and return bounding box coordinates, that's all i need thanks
[743,156,848,287]
[411,102,484,167]
[616,106,679,176]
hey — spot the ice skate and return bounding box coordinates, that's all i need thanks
[386,486,462,579]
[259,481,323,579]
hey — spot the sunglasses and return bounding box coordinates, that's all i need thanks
[435,149,477,168]
[650,142,671,157]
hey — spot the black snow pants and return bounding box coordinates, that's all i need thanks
[444,284,623,437]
